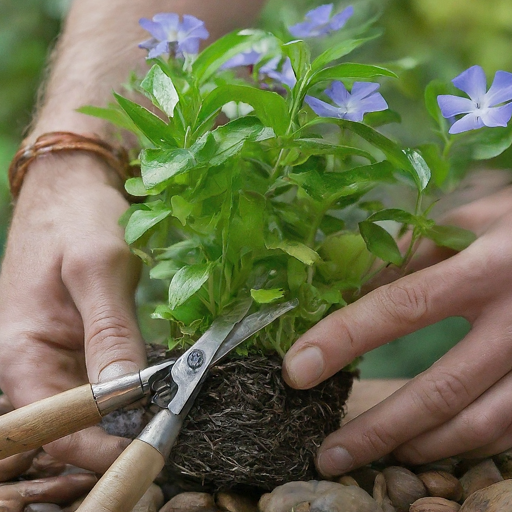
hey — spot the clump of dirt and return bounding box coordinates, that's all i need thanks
[147,345,355,492]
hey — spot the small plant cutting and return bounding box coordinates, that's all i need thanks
[82,1,512,491]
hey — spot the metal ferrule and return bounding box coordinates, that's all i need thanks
[138,408,184,459]
[91,372,145,415]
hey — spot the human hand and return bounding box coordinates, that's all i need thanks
[0,152,147,473]
[282,185,512,476]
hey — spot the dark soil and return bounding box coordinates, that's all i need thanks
[147,345,355,492]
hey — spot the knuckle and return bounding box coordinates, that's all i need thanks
[328,313,359,354]
[413,371,471,418]
[360,422,400,456]
[87,308,134,351]
[462,411,502,446]
[380,282,431,326]
[63,239,130,281]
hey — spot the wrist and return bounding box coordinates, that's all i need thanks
[9,132,139,201]
[17,151,127,205]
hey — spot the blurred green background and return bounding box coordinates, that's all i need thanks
[3,0,512,378]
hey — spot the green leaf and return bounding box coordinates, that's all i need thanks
[417,143,449,188]
[76,105,138,132]
[171,195,194,226]
[124,177,163,197]
[282,40,310,80]
[150,260,181,280]
[403,148,431,191]
[114,93,177,148]
[305,118,412,171]
[198,85,291,136]
[367,208,419,225]
[424,79,454,129]
[423,225,476,252]
[207,116,275,166]
[140,148,196,189]
[140,65,180,117]
[465,124,512,160]
[359,221,402,266]
[250,288,285,304]
[125,207,172,245]
[309,63,397,87]
[193,29,277,82]
[288,160,395,202]
[281,138,375,163]
[267,239,320,265]
[311,37,375,73]
[168,262,213,310]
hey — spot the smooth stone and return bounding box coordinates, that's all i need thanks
[160,492,216,511]
[132,484,164,512]
[24,506,62,512]
[310,486,384,512]
[216,491,258,512]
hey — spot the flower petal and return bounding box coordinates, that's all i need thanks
[139,18,168,41]
[180,14,209,40]
[452,65,487,102]
[222,50,261,69]
[437,95,475,118]
[350,82,381,101]
[305,95,341,118]
[327,5,354,31]
[357,92,388,114]
[485,71,512,107]
[480,102,512,128]
[153,13,180,36]
[448,112,485,134]
[305,4,333,25]
[288,21,317,38]
[325,81,350,106]
[147,40,170,59]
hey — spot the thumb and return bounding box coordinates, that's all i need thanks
[62,240,147,383]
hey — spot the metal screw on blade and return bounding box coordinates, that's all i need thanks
[187,349,205,370]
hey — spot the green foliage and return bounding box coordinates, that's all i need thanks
[81,1,505,358]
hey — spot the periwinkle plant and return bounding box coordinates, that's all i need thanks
[81,3,512,356]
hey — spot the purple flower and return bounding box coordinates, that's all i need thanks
[139,13,209,58]
[305,81,388,121]
[437,65,512,134]
[221,49,262,69]
[289,4,353,38]
[260,57,297,89]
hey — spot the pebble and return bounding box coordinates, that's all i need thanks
[418,471,463,501]
[258,480,382,512]
[309,486,383,512]
[133,484,164,512]
[24,505,62,512]
[216,491,258,512]
[382,466,427,512]
[460,479,512,511]
[160,491,216,511]
[410,497,461,511]
[459,459,503,500]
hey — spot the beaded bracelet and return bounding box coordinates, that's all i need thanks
[8,131,140,200]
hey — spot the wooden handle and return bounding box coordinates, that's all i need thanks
[77,439,165,512]
[0,384,101,459]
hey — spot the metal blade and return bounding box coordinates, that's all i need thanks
[211,298,298,365]
[169,297,252,414]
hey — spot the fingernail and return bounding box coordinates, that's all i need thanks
[285,346,325,388]
[317,446,354,476]
[98,362,139,382]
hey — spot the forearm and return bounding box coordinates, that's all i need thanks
[29,0,267,143]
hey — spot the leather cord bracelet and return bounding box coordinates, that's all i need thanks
[8,131,140,200]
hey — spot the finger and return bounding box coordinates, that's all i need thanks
[62,237,147,383]
[313,313,512,477]
[43,426,131,473]
[283,252,474,390]
[394,341,512,464]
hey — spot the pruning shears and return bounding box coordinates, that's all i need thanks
[0,298,297,512]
